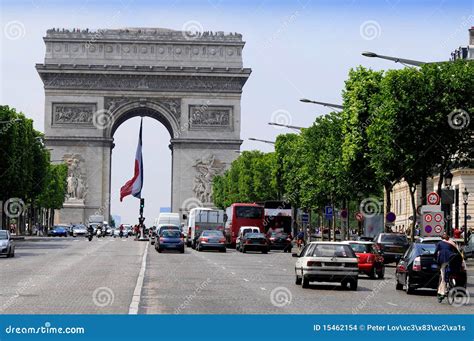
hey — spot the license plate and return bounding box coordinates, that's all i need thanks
[431,264,438,270]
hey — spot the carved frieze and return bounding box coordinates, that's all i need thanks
[193,154,226,204]
[189,105,233,131]
[52,103,96,125]
[42,74,245,93]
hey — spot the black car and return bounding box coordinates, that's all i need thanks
[374,233,409,263]
[240,233,269,253]
[268,232,292,252]
[395,243,467,294]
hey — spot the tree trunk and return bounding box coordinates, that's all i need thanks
[408,183,417,242]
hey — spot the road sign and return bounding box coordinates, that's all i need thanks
[427,192,440,205]
[325,206,333,220]
[421,211,444,237]
[386,212,396,223]
[355,212,364,222]
[301,213,309,224]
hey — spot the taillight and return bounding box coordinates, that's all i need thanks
[159,237,165,242]
[307,261,321,267]
[219,238,226,243]
[195,226,200,230]
[397,263,407,272]
[412,257,421,271]
[201,237,208,242]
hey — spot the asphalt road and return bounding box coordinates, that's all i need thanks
[1,237,472,314]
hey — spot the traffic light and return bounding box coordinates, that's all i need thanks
[139,198,145,215]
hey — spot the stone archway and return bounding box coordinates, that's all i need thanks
[36,27,251,224]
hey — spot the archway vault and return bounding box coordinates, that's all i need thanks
[37,27,251,225]
[106,98,181,139]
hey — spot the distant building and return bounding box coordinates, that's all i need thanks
[450,26,474,60]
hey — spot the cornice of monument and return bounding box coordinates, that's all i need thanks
[45,27,245,44]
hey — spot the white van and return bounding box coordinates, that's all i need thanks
[157,213,180,227]
[236,226,261,251]
[185,207,225,248]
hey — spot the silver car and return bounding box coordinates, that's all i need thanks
[293,241,358,290]
[0,230,15,258]
[72,224,87,237]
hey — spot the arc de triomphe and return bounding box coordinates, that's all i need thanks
[36,28,251,224]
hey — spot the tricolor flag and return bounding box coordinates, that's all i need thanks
[120,118,144,201]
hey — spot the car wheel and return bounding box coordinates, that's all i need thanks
[180,248,185,254]
[295,274,302,285]
[405,275,414,294]
[396,280,403,290]
[369,266,376,279]
[262,250,268,254]
[350,280,358,291]
[377,267,385,279]
[220,248,226,253]
[301,276,309,288]
[157,248,162,253]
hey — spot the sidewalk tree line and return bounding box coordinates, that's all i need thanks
[213,60,473,235]
[0,105,68,232]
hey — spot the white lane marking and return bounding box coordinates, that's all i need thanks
[243,278,249,282]
[260,287,266,291]
[128,243,149,315]
[221,266,226,270]
[386,302,398,306]
[282,269,287,271]
[230,272,236,275]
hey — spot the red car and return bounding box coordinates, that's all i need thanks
[347,241,385,279]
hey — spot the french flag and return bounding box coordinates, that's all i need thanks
[120,118,143,201]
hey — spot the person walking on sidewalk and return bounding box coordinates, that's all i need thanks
[434,233,458,303]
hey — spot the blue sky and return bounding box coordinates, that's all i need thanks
[1,0,473,223]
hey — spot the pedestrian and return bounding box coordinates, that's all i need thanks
[434,233,458,302]
[453,227,461,239]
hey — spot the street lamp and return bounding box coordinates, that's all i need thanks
[268,122,304,131]
[361,51,427,67]
[443,169,454,236]
[248,137,275,145]
[463,187,469,246]
[299,98,344,111]
[444,169,453,189]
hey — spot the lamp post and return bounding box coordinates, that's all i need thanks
[268,122,304,131]
[361,51,428,67]
[444,169,454,236]
[299,98,344,111]
[248,137,275,145]
[463,187,469,246]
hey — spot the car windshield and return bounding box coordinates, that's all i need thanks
[74,225,86,229]
[235,206,262,219]
[246,233,265,239]
[310,244,356,258]
[160,225,179,231]
[242,229,253,235]
[202,230,223,237]
[416,244,437,255]
[349,243,372,253]
[380,234,408,244]
[271,233,288,238]
[161,230,181,238]
[0,231,7,240]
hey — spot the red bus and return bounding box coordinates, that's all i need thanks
[224,203,265,247]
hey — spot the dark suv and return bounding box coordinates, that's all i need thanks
[374,233,409,263]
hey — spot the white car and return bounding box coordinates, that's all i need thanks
[113,228,128,238]
[236,226,260,252]
[293,241,359,290]
[72,224,87,237]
